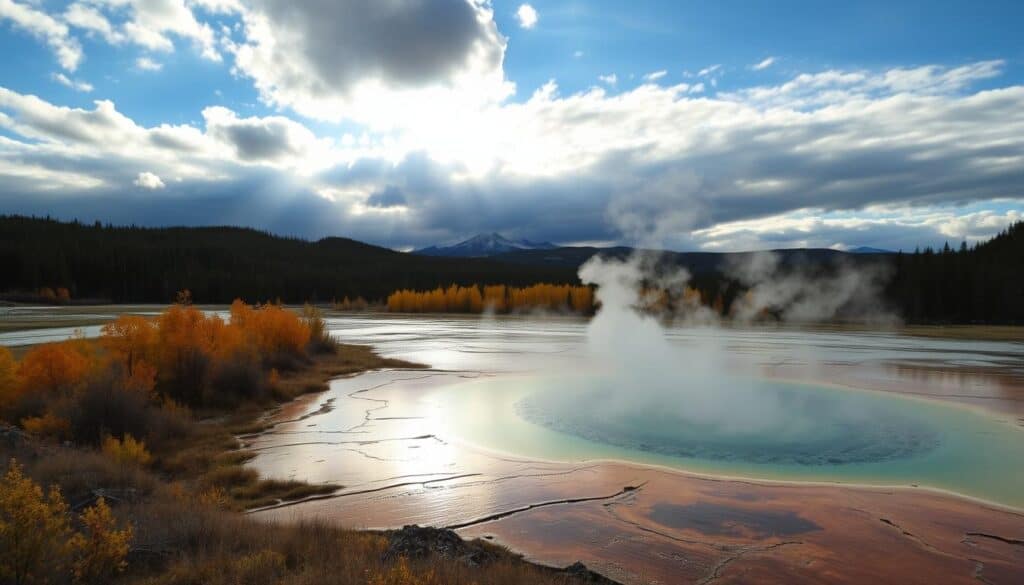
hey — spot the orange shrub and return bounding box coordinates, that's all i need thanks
[17,341,93,397]
[387,283,593,315]
[230,301,310,358]
[0,347,17,410]
[101,316,156,378]
[21,413,71,440]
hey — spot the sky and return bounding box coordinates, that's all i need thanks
[0,0,1022,252]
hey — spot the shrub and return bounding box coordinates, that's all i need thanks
[102,435,152,467]
[70,497,132,584]
[303,303,335,354]
[0,461,134,585]
[29,450,158,505]
[17,341,93,398]
[64,369,188,449]
[20,412,71,441]
[204,355,267,408]
[0,460,73,584]
[232,549,287,585]
[0,347,17,413]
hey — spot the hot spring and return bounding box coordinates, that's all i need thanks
[435,370,1024,508]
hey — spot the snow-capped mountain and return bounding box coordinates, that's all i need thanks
[414,233,558,257]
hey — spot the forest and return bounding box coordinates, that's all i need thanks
[1,215,1021,324]
[0,216,577,304]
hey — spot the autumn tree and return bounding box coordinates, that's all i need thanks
[70,497,132,584]
[0,460,73,585]
[100,315,156,378]
[17,341,93,398]
[0,462,132,585]
[0,347,17,413]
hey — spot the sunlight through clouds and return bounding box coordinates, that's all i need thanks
[0,0,1020,251]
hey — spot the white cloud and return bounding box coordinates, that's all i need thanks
[135,57,162,71]
[117,0,221,60]
[63,3,124,44]
[134,171,165,189]
[598,73,617,86]
[0,0,82,70]
[515,4,538,29]
[723,60,1005,109]
[231,0,512,128]
[692,205,1023,251]
[573,50,584,58]
[643,70,668,82]
[698,64,721,77]
[1,59,1023,251]
[752,56,776,70]
[51,72,94,92]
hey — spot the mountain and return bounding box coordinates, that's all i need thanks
[414,233,557,257]
[849,246,894,254]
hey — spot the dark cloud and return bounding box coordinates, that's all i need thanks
[365,185,406,208]
[235,0,507,119]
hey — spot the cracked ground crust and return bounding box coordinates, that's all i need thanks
[249,369,1024,585]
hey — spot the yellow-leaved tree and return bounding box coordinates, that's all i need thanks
[0,460,73,585]
[0,461,132,585]
[70,497,132,584]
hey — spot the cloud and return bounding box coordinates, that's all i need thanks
[0,0,82,70]
[51,72,93,92]
[698,64,721,77]
[752,56,776,70]
[202,106,324,163]
[643,70,668,82]
[598,73,617,86]
[117,0,220,60]
[63,3,124,44]
[724,60,1005,109]
[515,4,538,29]
[693,205,1024,252]
[133,171,165,189]
[135,57,162,71]
[0,59,1023,252]
[365,185,407,208]
[231,0,512,127]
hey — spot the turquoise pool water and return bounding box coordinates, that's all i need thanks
[438,375,1024,508]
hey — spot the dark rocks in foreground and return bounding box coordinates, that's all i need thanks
[383,524,621,584]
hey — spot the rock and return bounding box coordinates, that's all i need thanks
[383,525,501,567]
[382,525,624,583]
[563,561,621,584]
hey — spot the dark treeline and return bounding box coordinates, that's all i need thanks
[885,221,1024,324]
[1,215,1021,323]
[0,216,578,304]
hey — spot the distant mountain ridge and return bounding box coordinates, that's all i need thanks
[415,233,557,257]
[849,246,894,254]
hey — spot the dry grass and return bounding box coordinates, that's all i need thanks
[272,343,424,401]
